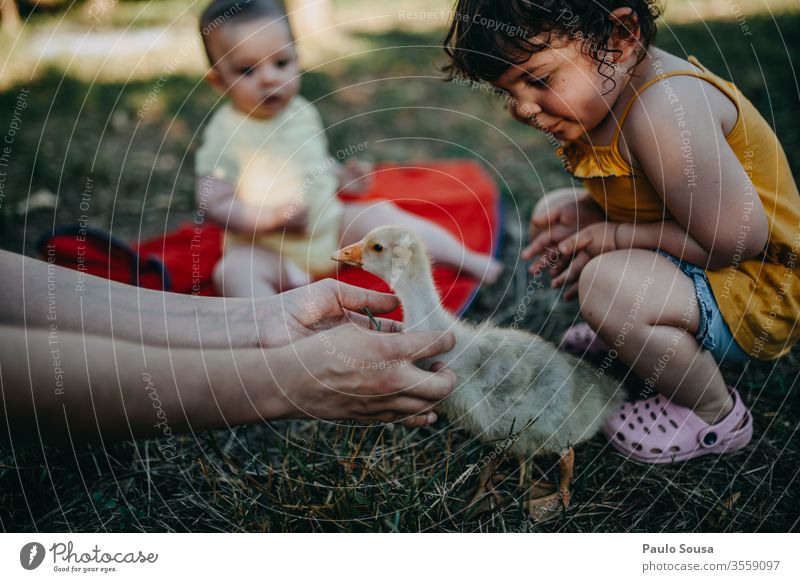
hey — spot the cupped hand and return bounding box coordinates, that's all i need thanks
[557,221,619,259]
[277,323,458,428]
[549,222,620,299]
[256,279,402,349]
[522,194,605,277]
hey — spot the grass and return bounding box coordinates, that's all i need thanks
[2,6,800,532]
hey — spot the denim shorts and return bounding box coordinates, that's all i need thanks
[655,250,752,364]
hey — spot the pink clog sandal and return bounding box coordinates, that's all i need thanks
[602,387,752,464]
[559,322,611,359]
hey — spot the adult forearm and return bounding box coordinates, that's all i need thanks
[0,325,292,443]
[0,250,262,348]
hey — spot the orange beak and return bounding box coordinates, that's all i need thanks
[331,242,363,267]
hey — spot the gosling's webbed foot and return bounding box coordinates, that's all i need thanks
[522,448,574,522]
[465,458,507,517]
[522,481,570,522]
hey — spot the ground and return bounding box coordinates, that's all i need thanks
[1,1,799,532]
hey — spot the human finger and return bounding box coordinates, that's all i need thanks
[392,330,456,361]
[346,311,403,333]
[363,411,436,425]
[551,250,591,288]
[549,248,587,285]
[430,361,447,373]
[528,245,563,276]
[528,253,551,276]
[548,254,575,286]
[531,203,562,231]
[549,250,572,278]
[563,251,592,286]
[556,230,590,258]
[525,220,577,264]
[396,366,457,401]
[563,281,580,302]
[521,231,553,261]
[366,395,439,416]
[401,412,438,428]
[327,280,400,316]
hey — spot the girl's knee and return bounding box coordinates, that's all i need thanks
[579,249,665,326]
[578,250,640,320]
[578,258,605,324]
[578,253,613,310]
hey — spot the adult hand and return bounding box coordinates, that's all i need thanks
[257,279,402,348]
[275,323,457,428]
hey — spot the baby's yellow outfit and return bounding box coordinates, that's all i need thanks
[559,56,800,360]
[195,95,342,277]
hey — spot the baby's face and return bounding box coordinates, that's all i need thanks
[206,17,300,119]
[491,35,635,141]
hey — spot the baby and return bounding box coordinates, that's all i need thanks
[444,1,800,463]
[195,0,501,297]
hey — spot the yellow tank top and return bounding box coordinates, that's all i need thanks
[558,56,800,361]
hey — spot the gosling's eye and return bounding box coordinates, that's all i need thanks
[372,243,384,252]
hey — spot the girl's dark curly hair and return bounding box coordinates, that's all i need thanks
[443,0,662,88]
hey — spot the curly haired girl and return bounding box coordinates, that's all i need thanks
[444,0,800,463]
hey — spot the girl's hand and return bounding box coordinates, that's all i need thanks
[338,158,374,194]
[558,221,620,258]
[258,279,402,348]
[549,222,620,299]
[278,323,458,428]
[522,193,606,277]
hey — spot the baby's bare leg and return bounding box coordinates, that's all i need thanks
[340,201,503,283]
[578,249,734,425]
[213,245,303,298]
